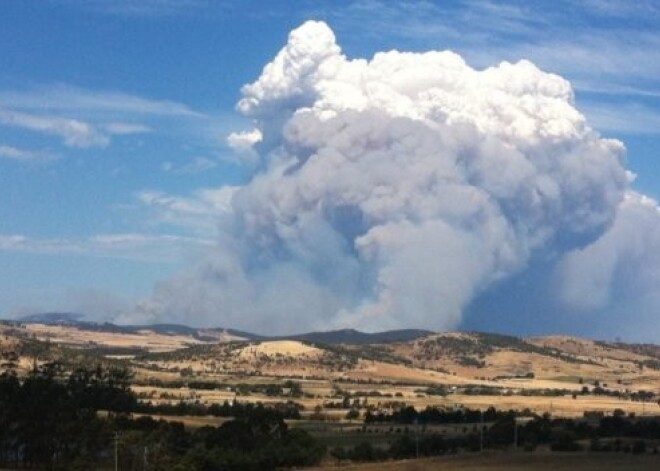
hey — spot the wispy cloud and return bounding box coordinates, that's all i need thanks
[580,100,660,135]
[0,144,56,162]
[330,0,660,83]
[580,0,660,20]
[0,232,213,262]
[0,107,109,148]
[102,122,152,135]
[0,85,203,118]
[0,235,30,250]
[58,0,211,18]
[136,186,236,236]
[162,156,218,175]
[0,85,216,152]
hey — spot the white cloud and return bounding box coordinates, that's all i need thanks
[226,128,262,151]
[0,107,109,148]
[0,145,56,162]
[226,128,262,167]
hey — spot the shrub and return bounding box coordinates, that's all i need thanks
[632,440,647,455]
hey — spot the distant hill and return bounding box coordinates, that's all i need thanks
[7,314,431,345]
[14,315,140,335]
[284,328,435,345]
[205,327,265,341]
[17,312,84,324]
[597,341,660,360]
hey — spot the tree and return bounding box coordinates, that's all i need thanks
[0,364,135,469]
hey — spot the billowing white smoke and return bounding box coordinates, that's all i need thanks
[130,21,633,334]
[554,192,660,340]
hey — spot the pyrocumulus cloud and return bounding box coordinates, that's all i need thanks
[125,21,660,339]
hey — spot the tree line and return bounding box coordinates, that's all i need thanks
[340,405,660,463]
[0,364,324,470]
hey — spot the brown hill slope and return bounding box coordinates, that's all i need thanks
[1,322,658,402]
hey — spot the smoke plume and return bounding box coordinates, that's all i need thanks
[128,21,657,336]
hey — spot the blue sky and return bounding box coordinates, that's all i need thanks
[1,0,659,334]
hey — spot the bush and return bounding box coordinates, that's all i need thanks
[550,431,582,452]
[348,442,377,462]
[632,440,647,455]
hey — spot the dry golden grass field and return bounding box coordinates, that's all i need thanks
[1,322,658,419]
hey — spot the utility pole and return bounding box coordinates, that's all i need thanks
[414,417,419,459]
[113,432,119,471]
[480,409,484,454]
[513,416,518,451]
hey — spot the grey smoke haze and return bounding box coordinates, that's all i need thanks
[121,21,659,340]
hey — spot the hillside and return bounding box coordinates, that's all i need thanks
[1,319,659,418]
[282,328,434,345]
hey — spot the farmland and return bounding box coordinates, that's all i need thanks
[0,318,659,469]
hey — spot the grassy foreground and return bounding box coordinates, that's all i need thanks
[310,451,660,470]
